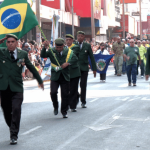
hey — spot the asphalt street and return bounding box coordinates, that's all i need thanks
[1,64,150,150]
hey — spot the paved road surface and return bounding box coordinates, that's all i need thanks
[0,65,150,150]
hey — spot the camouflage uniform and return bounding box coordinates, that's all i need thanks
[112,42,125,75]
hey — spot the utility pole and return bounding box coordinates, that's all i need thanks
[72,0,74,37]
[91,0,95,44]
[122,0,125,39]
[139,0,142,40]
[36,0,41,44]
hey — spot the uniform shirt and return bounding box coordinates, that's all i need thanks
[112,42,125,56]
[9,49,17,60]
[124,46,139,66]
[78,42,83,49]
[137,46,146,60]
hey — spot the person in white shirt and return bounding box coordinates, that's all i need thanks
[95,42,110,82]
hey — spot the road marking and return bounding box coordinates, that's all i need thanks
[85,114,122,131]
[22,126,42,135]
[90,98,99,102]
[141,97,150,101]
[119,117,150,123]
[55,112,111,150]
[115,97,129,101]
[119,84,128,87]
[91,84,103,88]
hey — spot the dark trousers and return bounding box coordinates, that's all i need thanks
[137,60,144,76]
[50,74,69,115]
[122,61,127,73]
[100,73,106,80]
[70,77,79,109]
[78,71,88,104]
[1,86,23,140]
[126,64,137,84]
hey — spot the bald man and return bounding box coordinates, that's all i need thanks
[124,39,141,86]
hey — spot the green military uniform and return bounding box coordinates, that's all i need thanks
[70,44,81,78]
[112,42,125,75]
[41,46,78,81]
[145,48,150,75]
[66,34,81,111]
[0,48,43,92]
[0,34,43,142]
[75,31,97,106]
[40,38,78,117]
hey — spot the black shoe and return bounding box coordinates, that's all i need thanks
[71,109,77,112]
[128,83,131,86]
[54,109,58,115]
[10,139,17,145]
[133,84,136,86]
[62,114,68,118]
[81,103,87,108]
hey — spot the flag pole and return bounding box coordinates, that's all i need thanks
[38,25,61,67]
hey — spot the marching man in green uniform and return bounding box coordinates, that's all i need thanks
[0,34,44,145]
[65,34,81,112]
[41,38,78,118]
[76,31,97,108]
[145,47,150,80]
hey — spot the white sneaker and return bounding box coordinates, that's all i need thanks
[141,76,144,78]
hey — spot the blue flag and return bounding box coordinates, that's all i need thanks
[89,54,114,74]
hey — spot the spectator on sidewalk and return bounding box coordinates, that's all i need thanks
[123,39,141,86]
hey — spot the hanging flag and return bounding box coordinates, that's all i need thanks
[89,54,114,74]
[50,14,60,47]
[0,0,38,47]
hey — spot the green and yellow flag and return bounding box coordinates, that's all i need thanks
[0,0,38,47]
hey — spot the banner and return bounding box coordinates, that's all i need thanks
[41,58,51,81]
[89,54,114,74]
[120,0,136,3]
[51,14,60,47]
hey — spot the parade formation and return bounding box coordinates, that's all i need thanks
[1,0,150,149]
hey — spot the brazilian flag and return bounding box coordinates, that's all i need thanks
[0,0,38,47]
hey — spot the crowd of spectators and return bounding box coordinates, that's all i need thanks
[18,39,45,80]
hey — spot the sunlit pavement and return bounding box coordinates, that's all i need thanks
[1,64,150,150]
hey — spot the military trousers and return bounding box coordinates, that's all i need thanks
[1,86,23,140]
[50,73,69,115]
[114,56,123,75]
[78,71,88,105]
[69,77,80,109]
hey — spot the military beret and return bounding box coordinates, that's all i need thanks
[65,34,74,39]
[6,34,18,40]
[55,38,65,46]
[77,31,85,35]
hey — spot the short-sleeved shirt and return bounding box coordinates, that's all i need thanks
[124,46,139,66]
[137,46,146,60]
[112,42,125,56]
